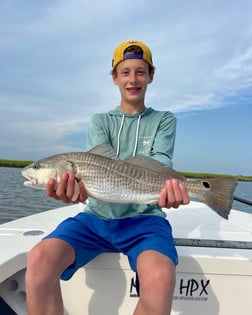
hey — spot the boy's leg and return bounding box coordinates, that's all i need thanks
[25,212,114,315]
[25,238,75,315]
[133,250,176,315]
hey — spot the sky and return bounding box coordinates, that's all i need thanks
[0,0,252,176]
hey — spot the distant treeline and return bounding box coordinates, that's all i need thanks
[0,159,252,181]
[0,159,33,168]
[180,171,252,182]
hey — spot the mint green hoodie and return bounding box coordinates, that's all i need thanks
[85,107,176,219]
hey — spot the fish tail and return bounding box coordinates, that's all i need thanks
[200,178,237,219]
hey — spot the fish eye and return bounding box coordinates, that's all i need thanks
[33,163,40,170]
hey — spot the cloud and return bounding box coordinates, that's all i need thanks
[1,0,252,164]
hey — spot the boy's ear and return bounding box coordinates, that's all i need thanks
[112,73,118,85]
[148,71,154,84]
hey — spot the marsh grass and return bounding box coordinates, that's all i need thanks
[1,159,251,181]
[0,159,33,168]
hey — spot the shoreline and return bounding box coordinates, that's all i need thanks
[1,159,251,182]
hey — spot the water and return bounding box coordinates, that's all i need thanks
[0,167,66,224]
[0,167,251,224]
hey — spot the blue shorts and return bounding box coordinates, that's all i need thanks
[44,212,178,281]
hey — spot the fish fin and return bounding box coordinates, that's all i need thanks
[126,156,186,180]
[88,144,117,159]
[199,178,237,219]
[71,180,80,202]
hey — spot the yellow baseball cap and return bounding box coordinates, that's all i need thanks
[112,40,153,69]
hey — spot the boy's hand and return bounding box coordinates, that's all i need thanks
[46,173,88,203]
[158,179,190,209]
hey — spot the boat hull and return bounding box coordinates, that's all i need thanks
[0,202,252,314]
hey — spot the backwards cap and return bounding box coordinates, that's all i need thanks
[112,40,153,69]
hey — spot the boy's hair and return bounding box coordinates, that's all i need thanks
[111,40,155,76]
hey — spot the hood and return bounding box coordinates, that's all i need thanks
[108,106,154,118]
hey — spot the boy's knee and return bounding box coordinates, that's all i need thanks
[27,243,48,270]
[140,260,176,296]
[26,243,55,288]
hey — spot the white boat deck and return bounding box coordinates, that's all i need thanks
[0,201,252,315]
[0,203,84,283]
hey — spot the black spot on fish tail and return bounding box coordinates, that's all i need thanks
[202,181,210,189]
[201,178,237,219]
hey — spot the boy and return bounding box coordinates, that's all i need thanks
[25,40,189,315]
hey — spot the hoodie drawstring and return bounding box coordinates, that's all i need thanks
[133,115,141,157]
[116,114,125,157]
[116,114,141,157]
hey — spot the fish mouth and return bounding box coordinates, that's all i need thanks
[22,174,38,186]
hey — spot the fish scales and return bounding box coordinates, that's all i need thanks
[76,152,166,202]
[22,144,237,219]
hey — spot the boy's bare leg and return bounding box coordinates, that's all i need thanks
[134,250,176,315]
[25,238,75,315]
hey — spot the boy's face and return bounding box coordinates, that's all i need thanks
[113,59,154,106]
